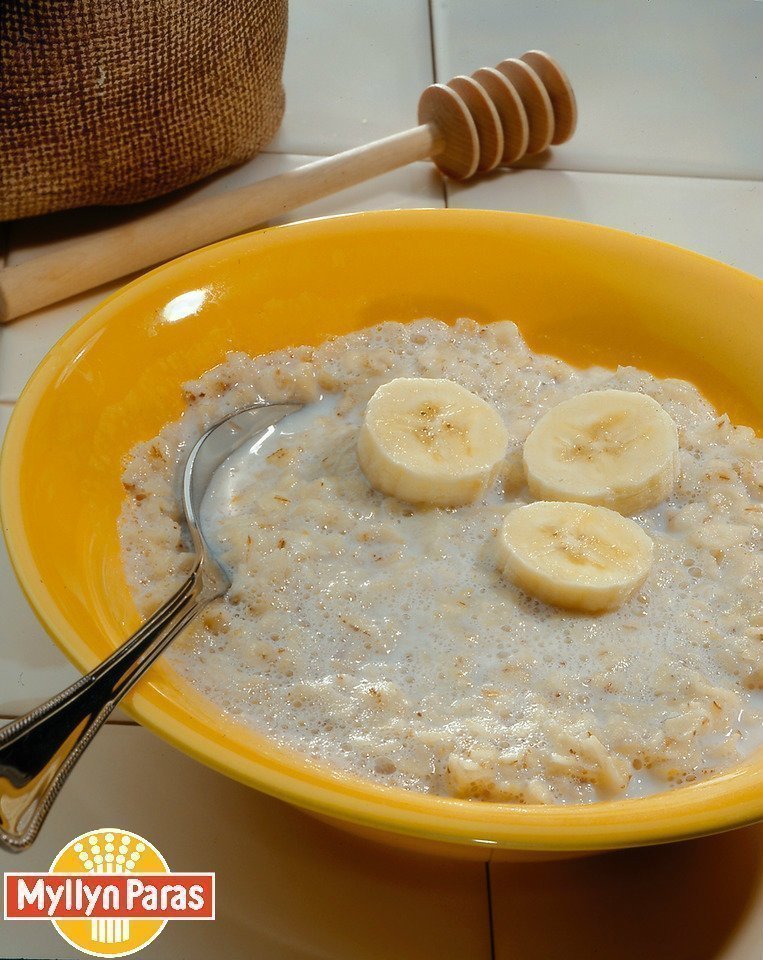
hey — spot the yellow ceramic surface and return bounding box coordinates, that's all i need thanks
[2,210,763,859]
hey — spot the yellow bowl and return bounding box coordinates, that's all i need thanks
[2,209,763,860]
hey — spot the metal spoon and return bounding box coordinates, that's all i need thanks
[0,401,301,852]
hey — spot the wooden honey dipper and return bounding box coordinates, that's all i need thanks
[0,51,576,322]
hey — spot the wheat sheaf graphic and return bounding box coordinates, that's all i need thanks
[73,831,145,945]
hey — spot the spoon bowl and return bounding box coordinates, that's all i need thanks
[183,402,303,589]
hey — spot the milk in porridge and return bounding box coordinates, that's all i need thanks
[119,319,763,803]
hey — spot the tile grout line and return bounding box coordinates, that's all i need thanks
[426,0,448,208]
[426,0,439,84]
[255,150,763,185]
[485,861,496,960]
[499,165,763,185]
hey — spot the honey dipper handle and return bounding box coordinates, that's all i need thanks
[0,124,440,323]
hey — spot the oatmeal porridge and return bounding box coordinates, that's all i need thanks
[119,319,763,804]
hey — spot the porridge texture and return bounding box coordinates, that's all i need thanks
[119,319,763,804]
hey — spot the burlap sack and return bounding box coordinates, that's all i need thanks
[1,0,287,220]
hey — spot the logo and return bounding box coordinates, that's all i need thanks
[4,828,214,957]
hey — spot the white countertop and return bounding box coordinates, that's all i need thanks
[1,2,762,957]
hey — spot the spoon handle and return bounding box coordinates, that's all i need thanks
[0,565,209,852]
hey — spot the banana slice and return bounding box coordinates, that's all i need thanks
[497,501,654,612]
[357,378,509,507]
[523,390,679,514]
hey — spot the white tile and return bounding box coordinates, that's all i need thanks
[490,824,763,960]
[448,168,763,277]
[1,155,443,401]
[267,0,434,154]
[432,0,763,178]
[0,725,490,959]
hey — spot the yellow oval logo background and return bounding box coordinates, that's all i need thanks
[49,827,169,957]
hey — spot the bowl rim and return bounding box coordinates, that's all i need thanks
[3,207,763,852]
